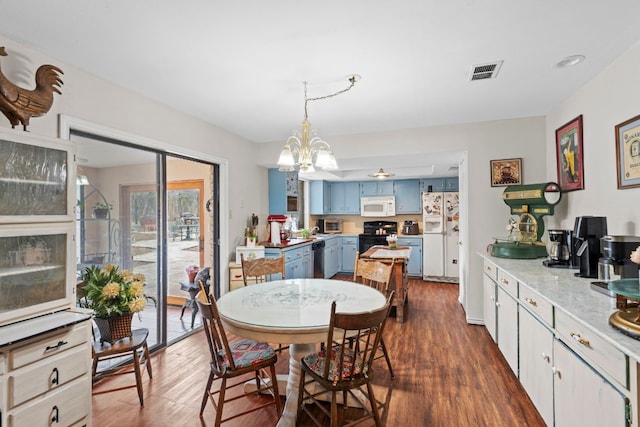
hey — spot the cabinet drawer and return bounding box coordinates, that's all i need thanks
[555,308,627,389]
[10,323,89,370]
[483,259,497,281]
[496,269,518,298]
[230,279,245,291]
[284,247,303,262]
[519,285,553,326]
[229,266,244,282]
[397,238,422,247]
[9,345,88,408]
[8,376,90,427]
[342,236,358,245]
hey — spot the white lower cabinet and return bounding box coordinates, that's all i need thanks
[496,286,518,376]
[553,339,628,426]
[519,307,554,425]
[483,272,497,342]
[1,316,92,427]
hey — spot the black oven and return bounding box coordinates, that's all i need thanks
[358,220,398,254]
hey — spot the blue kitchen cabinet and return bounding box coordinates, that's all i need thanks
[330,182,360,214]
[394,179,421,213]
[269,168,299,214]
[360,180,394,196]
[420,177,458,193]
[309,180,331,215]
[340,235,358,273]
[397,236,423,277]
[301,244,313,278]
[323,236,341,278]
[265,243,314,279]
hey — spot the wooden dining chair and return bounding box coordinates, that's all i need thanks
[195,290,282,425]
[353,252,395,377]
[296,292,394,427]
[240,254,285,285]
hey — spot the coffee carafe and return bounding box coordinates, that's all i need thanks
[543,229,575,268]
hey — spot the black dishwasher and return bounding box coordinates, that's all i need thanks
[312,240,325,278]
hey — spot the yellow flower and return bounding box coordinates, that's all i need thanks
[128,297,147,313]
[102,282,120,298]
[103,263,117,273]
[120,270,133,281]
[130,281,145,298]
[133,273,145,282]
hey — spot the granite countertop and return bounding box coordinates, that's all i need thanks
[479,253,640,363]
[259,238,315,249]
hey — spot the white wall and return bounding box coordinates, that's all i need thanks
[546,40,640,235]
[257,117,548,322]
[0,34,265,276]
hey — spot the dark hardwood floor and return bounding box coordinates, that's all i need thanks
[92,277,545,426]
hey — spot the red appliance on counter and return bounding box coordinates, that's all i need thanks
[267,214,288,243]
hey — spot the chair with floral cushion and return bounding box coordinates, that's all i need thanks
[296,292,394,427]
[195,289,282,425]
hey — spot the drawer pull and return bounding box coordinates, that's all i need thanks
[552,366,561,378]
[51,405,60,423]
[500,278,510,285]
[541,352,550,363]
[45,340,69,351]
[570,332,590,347]
[485,266,492,271]
[51,367,59,385]
[525,297,537,306]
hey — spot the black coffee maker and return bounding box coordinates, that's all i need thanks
[598,235,640,281]
[573,216,608,278]
[543,229,576,268]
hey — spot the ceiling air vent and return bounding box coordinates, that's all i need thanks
[469,61,503,81]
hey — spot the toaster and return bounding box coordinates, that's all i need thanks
[402,221,419,235]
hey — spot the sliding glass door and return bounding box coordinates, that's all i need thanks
[72,132,219,349]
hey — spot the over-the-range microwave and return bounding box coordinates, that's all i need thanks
[360,196,396,217]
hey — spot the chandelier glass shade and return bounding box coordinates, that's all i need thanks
[277,76,358,173]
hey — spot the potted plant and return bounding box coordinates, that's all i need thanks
[92,201,112,219]
[185,263,200,282]
[246,229,257,247]
[79,264,147,343]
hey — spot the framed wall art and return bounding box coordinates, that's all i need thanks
[555,115,584,192]
[490,158,522,187]
[615,114,640,189]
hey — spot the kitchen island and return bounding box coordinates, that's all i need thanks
[479,252,640,426]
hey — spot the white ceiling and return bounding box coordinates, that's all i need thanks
[2,1,640,179]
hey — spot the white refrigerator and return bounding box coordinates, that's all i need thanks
[422,192,459,281]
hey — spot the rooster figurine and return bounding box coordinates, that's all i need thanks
[0,46,63,131]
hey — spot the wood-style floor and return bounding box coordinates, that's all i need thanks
[92,277,545,426]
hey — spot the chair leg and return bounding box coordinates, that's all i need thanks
[200,372,215,415]
[366,381,382,427]
[330,390,339,427]
[143,341,153,379]
[296,369,307,424]
[269,364,282,416]
[380,338,394,378]
[132,348,144,406]
[215,377,227,427]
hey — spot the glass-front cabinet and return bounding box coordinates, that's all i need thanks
[0,129,76,326]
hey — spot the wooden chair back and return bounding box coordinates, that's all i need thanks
[321,292,394,383]
[353,252,394,294]
[195,291,237,372]
[240,254,285,285]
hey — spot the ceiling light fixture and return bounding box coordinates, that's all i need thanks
[556,55,585,68]
[368,168,395,179]
[277,75,359,173]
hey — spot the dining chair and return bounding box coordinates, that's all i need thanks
[240,254,285,286]
[353,252,395,377]
[296,292,394,427]
[195,290,282,425]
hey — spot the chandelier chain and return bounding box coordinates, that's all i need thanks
[303,75,357,119]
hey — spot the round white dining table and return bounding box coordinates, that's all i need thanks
[216,278,387,427]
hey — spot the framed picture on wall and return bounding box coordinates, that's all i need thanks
[555,115,584,192]
[615,114,640,189]
[490,158,522,187]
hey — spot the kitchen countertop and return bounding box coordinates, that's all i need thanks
[479,252,640,363]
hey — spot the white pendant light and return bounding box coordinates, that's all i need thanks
[368,168,395,179]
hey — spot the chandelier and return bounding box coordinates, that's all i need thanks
[277,75,358,173]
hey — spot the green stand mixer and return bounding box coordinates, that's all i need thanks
[491,182,562,259]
